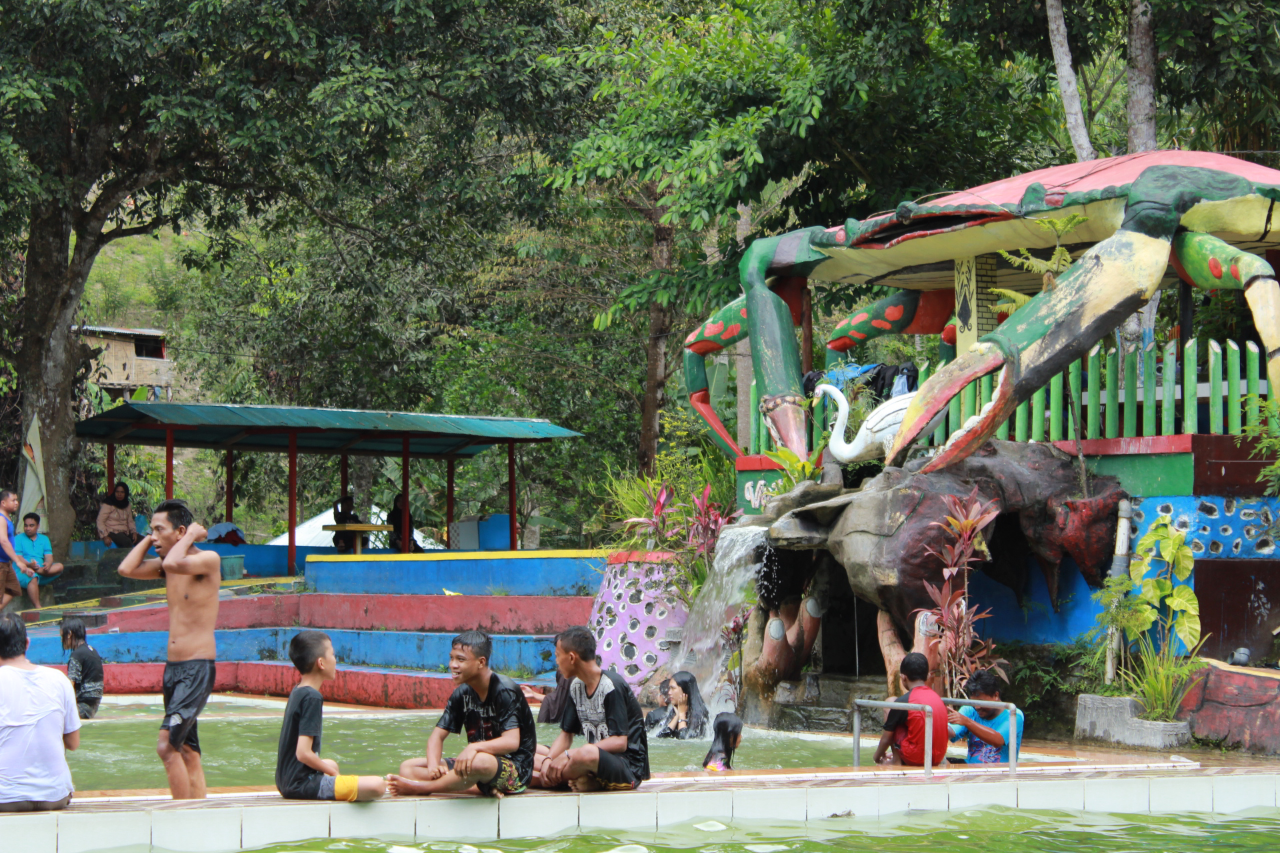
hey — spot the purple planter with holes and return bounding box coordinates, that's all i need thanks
[589,551,688,688]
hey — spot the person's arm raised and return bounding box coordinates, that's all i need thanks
[162,524,220,575]
[118,534,163,579]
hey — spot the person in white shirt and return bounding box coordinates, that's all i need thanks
[0,611,81,812]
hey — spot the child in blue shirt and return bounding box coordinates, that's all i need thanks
[14,513,63,609]
[947,669,1024,764]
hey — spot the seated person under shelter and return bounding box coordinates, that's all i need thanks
[948,669,1023,764]
[0,612,81,812]
[873,652,948,767]
[534,626,650,792]
[14,513,63,609]
[389,630,536,797]
[388,493,424,553]
[275,630,385,801]
[330,496,367,553]
[97,482,141,548]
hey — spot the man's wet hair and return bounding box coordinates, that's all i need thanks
[452,630,492,664]
[154,499,193,530]
[0,489,16,502]
[900,652,930,683]
[555,625,596,661]
[658,677,671,697]
[965,669,1003,699]
[0,611,27,659]
[61,616,87,645]
[23,512,39,525]
[289,630,332,674]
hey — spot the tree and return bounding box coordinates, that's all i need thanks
[1047,0,1098,161]
[0,0,578,555]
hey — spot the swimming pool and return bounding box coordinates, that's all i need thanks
[71,695,1067,792]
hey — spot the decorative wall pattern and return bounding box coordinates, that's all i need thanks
[1131,495,1280,559]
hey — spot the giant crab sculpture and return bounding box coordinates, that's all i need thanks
[688,152,1280,689]
[685,151,1280,467]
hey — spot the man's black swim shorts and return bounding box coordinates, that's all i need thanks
[161,659,217,753]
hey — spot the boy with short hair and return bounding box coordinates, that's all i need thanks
[16,513,63,609]
[535,625,650,792]
[275,630,385,802]
[61,617,104,720]
[948,669,1023,764]
[873,651,948,767]
[0,489,29,610]
[388,630,536,797]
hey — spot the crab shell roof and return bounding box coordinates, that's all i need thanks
[802,150,1280,293]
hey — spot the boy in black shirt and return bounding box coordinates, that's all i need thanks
[389,630,536,798]
[275,631,385,802]
[535,625,650,792]
[61,617,104,719]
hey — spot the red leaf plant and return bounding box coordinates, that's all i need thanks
[913,488,1008,697]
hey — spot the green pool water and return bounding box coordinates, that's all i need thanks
[71,712,883,791]
[221,810,1280,853]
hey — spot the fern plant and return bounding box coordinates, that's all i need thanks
[997,213,1090,287]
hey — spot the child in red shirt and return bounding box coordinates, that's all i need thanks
[873,652,948,767]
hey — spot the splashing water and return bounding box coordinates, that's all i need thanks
[675,523,769,719]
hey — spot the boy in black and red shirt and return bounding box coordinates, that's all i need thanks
[389,630,537,797]
[873,652,948,767]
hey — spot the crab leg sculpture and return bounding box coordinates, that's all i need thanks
[685,152,1280,686]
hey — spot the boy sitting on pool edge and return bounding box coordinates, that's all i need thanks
[948,669,1023,764]
[275,631,385,802]
[389,630,537,798]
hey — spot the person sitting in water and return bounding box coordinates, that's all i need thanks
[330,496,367,554]
[0,612,80,813]
[948,669,1023,765]
[534,625,650,792]
[14,513,63,609]
[61,617,104,720]
[389,630,536,798]
[97,481,141,548]
[873,651,948,767]
[702,712,744,771]
[275,631,385,802]
[656,670,709,739]
[388,493,424,553]
[644,677,671,729]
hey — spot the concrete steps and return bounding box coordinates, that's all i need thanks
[765,673,889,732]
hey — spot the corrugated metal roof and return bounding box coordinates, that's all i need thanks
[77,325,167,337]
[76,402,580,459]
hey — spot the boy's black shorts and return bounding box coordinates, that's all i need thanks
[592,749,642,791]
[161,659,217,753]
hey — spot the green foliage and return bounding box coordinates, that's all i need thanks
[997,214,1091,279]
[1121,632,1208,721]
[1130,517,1202,650]
[1239,400,1280,503]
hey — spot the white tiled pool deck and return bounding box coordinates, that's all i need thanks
[7,762,1280,853]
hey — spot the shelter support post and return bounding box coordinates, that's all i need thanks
[165,429,174,499]
[106,443,115,491]
[801,285,813,374]
[508,440,517,551]
[446,459,455,549]
[288,433,297,576]
[340,454,348,498]
[225,450,234,523]
[401,438,410,554]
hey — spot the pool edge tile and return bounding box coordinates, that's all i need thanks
[656,789,734,826]
[1149,775,1214,814]
[417,796,500,840]
[1211,774,1278,813]
[0,812,57,853]
[947,780,1018,811]
[329,798,416,840]
[1017,778,1085,812]
[877,782,948,816]
[151,806,244,852]
[1082,777,1151,814]
[241,802,332,848]
[733,787,807,822]
[500,793,580,838]
[578,791,657,831]
[56,809,152,853]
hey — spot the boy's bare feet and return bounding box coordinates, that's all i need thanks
[568,775,601,793]
[387,774,431,796]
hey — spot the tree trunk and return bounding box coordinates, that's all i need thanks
[1126,0,1159,153]
[1046,0,1097,162]
[18,202,100,561]
[638,223,675,476]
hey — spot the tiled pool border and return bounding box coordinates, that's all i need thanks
[6,764,1280,853]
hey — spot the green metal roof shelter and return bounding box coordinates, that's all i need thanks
[76,402,582,572]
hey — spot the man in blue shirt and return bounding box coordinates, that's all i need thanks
[0,489,30,609]
[947,669,1024,764]
[15,512,63,609]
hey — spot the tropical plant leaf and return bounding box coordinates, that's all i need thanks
[1167,584,1199,615]
[1174,611,1202,649]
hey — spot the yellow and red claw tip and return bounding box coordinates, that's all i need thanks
[886,345,1005,466]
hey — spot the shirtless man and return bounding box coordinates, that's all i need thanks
[118,499,221,799]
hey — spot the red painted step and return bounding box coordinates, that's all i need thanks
[93,593,592,636]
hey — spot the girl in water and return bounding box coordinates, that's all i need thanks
[702,712,743,771]
[656,670,709,739]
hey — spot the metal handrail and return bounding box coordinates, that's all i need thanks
[850,698,935,778]
[941,697,1019,775]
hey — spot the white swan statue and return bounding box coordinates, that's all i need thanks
[815,383,944,463]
